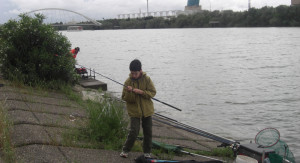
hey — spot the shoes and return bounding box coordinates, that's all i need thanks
[144,153,151,158]
[120,151,128,158]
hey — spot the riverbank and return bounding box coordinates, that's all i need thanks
[0,74,232,162]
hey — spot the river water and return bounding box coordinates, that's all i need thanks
[61,28,300,161]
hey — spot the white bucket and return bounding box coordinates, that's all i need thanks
[235,155,258,163]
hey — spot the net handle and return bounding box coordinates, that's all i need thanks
[255,127,280,148]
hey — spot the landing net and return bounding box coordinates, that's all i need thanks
[255,128,295,163]
[255,128,280,148]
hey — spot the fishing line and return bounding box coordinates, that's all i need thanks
[76,64,182,111]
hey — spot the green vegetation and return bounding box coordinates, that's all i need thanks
[61,87,128,150]
[96,5,300,29]
[0,13,128,152]
[0,102,15,163]
[152,148,176,160]
[194,147,234,159]
[85,97,128,149]
[0,14,78,88]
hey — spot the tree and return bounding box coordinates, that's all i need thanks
[0,14,77,88]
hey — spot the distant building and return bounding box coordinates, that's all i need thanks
[291,0,300,5]
[187,0,200,6]
[117,0,203,19]
[176,0,202,15]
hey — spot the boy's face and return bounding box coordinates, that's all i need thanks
[131,70,142,79]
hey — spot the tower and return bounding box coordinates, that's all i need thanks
[184,0,202,14]
[187,0,200,6]
[248,0,251,10]
[147,0,149,13]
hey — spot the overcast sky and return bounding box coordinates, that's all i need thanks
[0,0,291,24]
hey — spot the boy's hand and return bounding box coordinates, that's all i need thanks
[127,86,133,92]
[126,86,144,95]
[133,88,144,95]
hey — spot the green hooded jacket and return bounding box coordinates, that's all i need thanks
[122,72,156,118]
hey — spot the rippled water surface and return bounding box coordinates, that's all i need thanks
[62,28,300,161]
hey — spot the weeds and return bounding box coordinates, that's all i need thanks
[61,86,129,151]
[84,98,128,150]
[193,147,234,159]
[0,102,15,162]
[131,141,143,152]
[152,148,176,160]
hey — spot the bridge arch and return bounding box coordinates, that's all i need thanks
[25,8,101,26]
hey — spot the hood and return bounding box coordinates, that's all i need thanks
[129,71,146,80]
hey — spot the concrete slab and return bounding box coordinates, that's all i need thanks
[0,92,22,101]
[152,124,185,139]
[8,109,86,128]
[44,127,68,145]
[195,140,221,150]
[15,144,67,163]
[79,79,107,91]
[0,88,69,100]
[60,146,143,163]
[20,94,80,108]
[11,124,52,147]
[0,91,80,108]
[35,112,87,128]
[7,110,40,125]
[4,100,87,118]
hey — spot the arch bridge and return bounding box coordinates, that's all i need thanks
[25,8,101,28]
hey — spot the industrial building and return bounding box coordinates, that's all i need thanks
[291,0,300,5]
[117,0,202,19]
[184,0,202,14]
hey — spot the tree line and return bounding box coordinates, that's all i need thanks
[96,5,300,29]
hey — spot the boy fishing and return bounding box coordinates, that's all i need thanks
[120,59,156,159]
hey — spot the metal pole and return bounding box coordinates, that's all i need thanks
[89,68,91,78]
[262,150,265,163]
[93,69,95,79]
[147,0,149,15]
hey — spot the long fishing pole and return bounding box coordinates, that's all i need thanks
[76,64,182,111]
[153,114,236,145]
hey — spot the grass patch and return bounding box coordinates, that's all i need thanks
[61,86,129,151]
[84,98,128,150]
[0,102,15,163]
[151,139,234,161]
[193,147,234,159]
[59,85,84,105]
[152,148,176,160]
[131,140,143,152]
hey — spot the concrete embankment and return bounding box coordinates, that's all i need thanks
[0,75,227,162]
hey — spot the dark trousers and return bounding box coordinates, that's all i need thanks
[122,116,152,153]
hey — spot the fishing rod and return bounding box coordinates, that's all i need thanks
[76,64,182,111]
[152,115,236,146]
